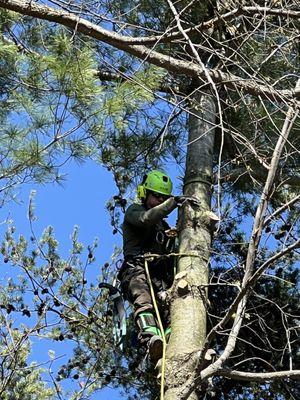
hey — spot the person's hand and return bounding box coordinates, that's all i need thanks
[174,195,200,207]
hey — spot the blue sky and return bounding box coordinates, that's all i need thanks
[2,161,119,261]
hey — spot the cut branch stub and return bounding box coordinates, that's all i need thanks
[177,279,190,296]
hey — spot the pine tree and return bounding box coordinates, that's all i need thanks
[0,1,299,399]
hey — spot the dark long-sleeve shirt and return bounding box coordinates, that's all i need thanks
[122,197,177,258]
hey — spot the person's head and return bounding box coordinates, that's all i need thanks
[137,170,173,208]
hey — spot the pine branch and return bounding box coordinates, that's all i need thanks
[0,0,299,103]
[113,6,300,45]
[96,70,185,95]
[243,81,300,284]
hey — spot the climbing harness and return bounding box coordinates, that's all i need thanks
[98,280,126,350]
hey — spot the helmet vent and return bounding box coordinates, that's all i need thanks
[162,176,168,182]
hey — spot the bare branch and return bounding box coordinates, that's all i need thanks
[0,0,299,103]
[264,194,300,227]
[129,6,300,45]
[250,238,300,285]
[219,368,300,382]
[96,70,185,96]
[244,84,300,284]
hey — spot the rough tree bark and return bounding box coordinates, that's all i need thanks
[165,93,216,400]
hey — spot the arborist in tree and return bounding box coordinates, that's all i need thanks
[118,170,197,365]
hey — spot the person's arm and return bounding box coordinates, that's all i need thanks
[125,198,177,228]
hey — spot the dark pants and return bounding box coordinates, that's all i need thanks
[118,257,173,344]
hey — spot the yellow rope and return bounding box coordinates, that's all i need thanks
[144,259,167,400]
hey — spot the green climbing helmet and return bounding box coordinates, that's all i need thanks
[137,170,173,200]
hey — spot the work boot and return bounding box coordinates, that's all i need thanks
[148,335,163,365]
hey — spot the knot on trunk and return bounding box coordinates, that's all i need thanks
[199,210,220,230]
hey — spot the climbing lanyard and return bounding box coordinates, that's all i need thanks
[98,282,126,350]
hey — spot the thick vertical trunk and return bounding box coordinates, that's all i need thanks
[165,93,216,399]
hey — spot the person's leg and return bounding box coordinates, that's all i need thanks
[120,261,163,363]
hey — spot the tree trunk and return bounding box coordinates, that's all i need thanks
[165,93,216,399]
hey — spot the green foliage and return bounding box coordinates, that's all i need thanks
[0,329,55,400]
[0,12,170,205]
[43,29,102,107]
[0,2,299,399]
[104,66,166,129]
[0,192,159,399]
